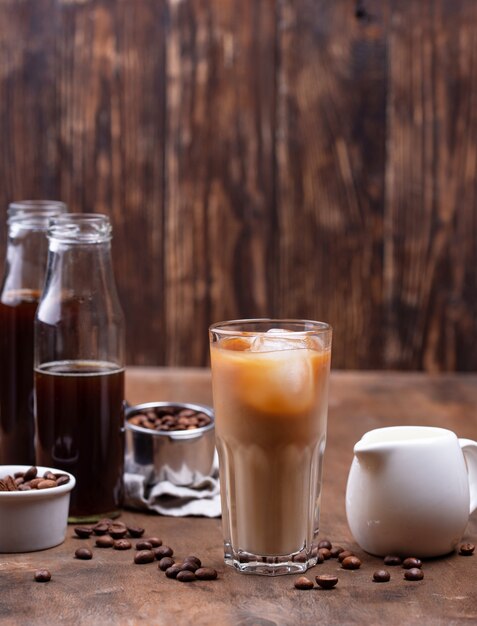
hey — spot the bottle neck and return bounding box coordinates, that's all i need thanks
[1,201,67,302]
[45,240,116,297]
[35,212,124,368]
[1,227,51,302]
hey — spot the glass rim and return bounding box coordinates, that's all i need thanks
[8,200,67,214]
[48,213,112,244]
[7,200,67,228]
[209,318,332,337]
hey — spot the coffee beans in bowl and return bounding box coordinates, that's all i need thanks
[125,402,215,487]
[0,465,75,552]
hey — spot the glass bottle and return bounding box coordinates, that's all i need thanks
[0,200,67,465]
[34,214,125,522]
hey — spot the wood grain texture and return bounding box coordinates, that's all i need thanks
[0,0,476,370]
[385,0,477,371]
[1,368,477,625]
[276,0,387,369]
[164,0,276,365]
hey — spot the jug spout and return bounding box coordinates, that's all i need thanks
[353,439,388,470]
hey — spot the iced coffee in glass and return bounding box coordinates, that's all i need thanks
[209,319,332,575]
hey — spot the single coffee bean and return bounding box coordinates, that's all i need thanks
[96,536,114,548]
[195,567,218,581]
[134,550,155,564]
[318,548,331,560]
[38,479,57,489]
[404,568,424,581]
[28,478,43,489]
[373,570,391,583]
[317,539,332,550]
[136,541,153,551]
[330,546,344,559]
[383,555,402,566]
[109,526,128,540]
[158,557,175,571]
[75,548,93,560]
[402,557,422,569]
[43,471,57,481]
[74,526,94,539]
[315,551,325,564]
[315,574,338,589]
[146,537,163,548]
[165,565,182,579]
[178,561,199,573]
[34,569,51,582]
[176,570,196,582]
[127,526,145,538]
[56,475,70,486]
[294,576,314,590]
[114,539,132,550]
[341,556,361,570]
[93,523,109,536]
[184,555,201,568]
[154,545,173,559]
[459,543,475,556]
[338,550,355,563]
[23,466,37,481]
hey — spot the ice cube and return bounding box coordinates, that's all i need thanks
[250,328,309,352]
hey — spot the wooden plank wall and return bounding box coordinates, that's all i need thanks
[0,0,476,371]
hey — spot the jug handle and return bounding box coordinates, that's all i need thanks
[459,439,477,515]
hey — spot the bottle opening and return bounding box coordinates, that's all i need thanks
[8,200,67,230]
[48,214,112,244]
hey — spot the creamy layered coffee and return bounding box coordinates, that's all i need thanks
[211,330,331,559]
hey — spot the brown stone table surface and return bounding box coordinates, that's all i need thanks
[1,368,477,625]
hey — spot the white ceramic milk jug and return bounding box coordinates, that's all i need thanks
[346,426,477,558]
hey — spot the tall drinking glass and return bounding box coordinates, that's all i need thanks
[209,319,332,575]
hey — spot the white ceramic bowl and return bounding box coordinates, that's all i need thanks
[0,465,76,553]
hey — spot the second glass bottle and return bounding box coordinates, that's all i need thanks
[34,214,125,521]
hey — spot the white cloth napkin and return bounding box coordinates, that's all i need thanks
[123,456,221,518]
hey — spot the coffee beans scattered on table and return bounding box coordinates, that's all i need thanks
[0,467,70,491]
[459,543,475,556]
[404,568,424,581]
[127,406,212,432]
[70,517,219,585]
[373,570,390,583]
[34,569,51,582]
